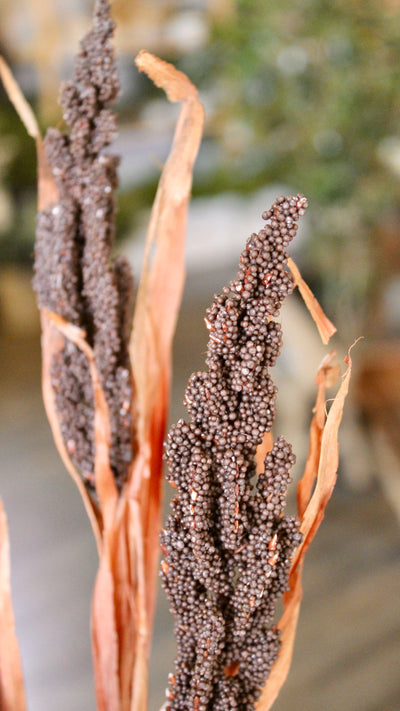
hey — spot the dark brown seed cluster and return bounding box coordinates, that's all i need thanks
[162,195,307,710]
[33,0,134,489]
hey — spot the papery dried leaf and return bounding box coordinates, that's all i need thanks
[44,311,119,526]
[0,501,26,711]
[44,310,125,710]
[135,50,197,103]
[0,56,58,210]
[296,352,352,561]
[122,52,204,710]
[111,502,136,711]
[256,351,352,711]
[288,258,336,344]
[131,51,205,445]
[297,351,339,518]
[129,50,204,630]
[92,548,121,711]
[41,314,103,552]
[0,61,97,549]
[0,56,127,710]
[128,500,149,711]
[92,507,135,711]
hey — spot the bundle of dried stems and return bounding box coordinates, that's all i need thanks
[0,1,352,710]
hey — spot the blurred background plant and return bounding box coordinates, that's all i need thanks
[1,0,400,339]
[1,2,399,710]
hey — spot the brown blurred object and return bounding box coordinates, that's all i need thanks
[354,341,400,522]
[367,213,400,339]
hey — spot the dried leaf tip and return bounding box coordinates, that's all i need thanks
[135,50,199,102]
[288,257,337,344]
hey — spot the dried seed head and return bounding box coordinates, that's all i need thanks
[162,195,305,709]
[33,0,135,489]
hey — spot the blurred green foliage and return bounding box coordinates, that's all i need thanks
[180,0,400,328]
[1,0,400,333]
[187,0,400,204]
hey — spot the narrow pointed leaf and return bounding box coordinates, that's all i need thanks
[131,50,205,446]
[297,351,340,518]
[0,501,26,711]
[44,311,119,526]
[288,258,336,344]
[296,352,352,561]
[256,351,352,710]
[41,314,103,551]
[129,50,205,633]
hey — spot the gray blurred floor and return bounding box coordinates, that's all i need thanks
[1,272,400,711]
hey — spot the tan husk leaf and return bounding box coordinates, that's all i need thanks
[0,67,85,532]
[92,548,120,711]
[127,51,205,695]
[44,311,123,710]
[128,499,149,711]
[297,351,340,518]
[288,258,337,344]
[296,351,353,563]
[256,350,353,711]
[131,50,205,450]
[0,65,90,537]
[0,53,123,707]
[0,502,26,711]
[41,313,103,550]
[44,312,119,525]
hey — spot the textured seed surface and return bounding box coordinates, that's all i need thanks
[162,195,306,710]
[33,0,134,489]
